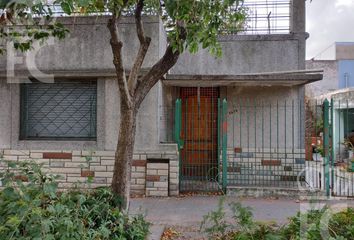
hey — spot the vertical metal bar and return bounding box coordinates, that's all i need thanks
[346,99,350,196]
[254,99,257,186]
[191,98,194,191]
[247,99,250,185]
[269,101,272,186]
[222,99,228,192]
[331,98,335,196]
[284,100,287,187]
[198,95,201,189]
[261,101,264,186]
[299,98,302,187]
[276,100,279,187]
[292,100,295,188]
[185,96,189,191]
[217,98,221,187]
[212,94,215,189]
[175,99,181,148]
[239,99,243,185]
[338,99,341,164]
[175,99,182,191]
[232,101,235,187]
[323,99,330,197]
[204,97,208,185]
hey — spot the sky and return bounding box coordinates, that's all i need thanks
[306,0,354,60]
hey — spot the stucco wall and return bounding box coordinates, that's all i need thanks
[171,35,303,75]
[0,16,164,72]
[0,15,175,153]
[338,60,354,89]
[224,86,303,150]
[305,60,337,97]
[336,43,354,60]
[0,79,11,149]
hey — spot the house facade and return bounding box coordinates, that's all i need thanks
[306,43,354,163]
[0,0,323,197]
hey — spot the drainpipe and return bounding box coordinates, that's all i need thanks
[344,72,349,88]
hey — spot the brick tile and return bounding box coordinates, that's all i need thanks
[234,147,242,153]
[261,160,282,166]
[81,170,95,177]
[132,160,147,167]
[43,152,72,159]
[146,175,160,181]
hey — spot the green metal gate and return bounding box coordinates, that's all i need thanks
[304,98,354,198]
[174,90,228,193]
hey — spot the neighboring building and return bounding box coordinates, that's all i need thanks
[305,60,337,97]
[306,43,354,161]
[306,42,354,98]
[0,1,323,196]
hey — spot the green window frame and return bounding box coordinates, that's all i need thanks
[20,79,97,140]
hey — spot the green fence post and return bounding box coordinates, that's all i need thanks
[323,99,330,197]
[217,99,221,186]
[330,98,335,196]
[174,99,182,146]
[175,99,182,190]
[222,99,228,192]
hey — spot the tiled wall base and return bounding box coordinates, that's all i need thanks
[0,149,179,197]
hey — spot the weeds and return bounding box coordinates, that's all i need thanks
[201,198,354,240]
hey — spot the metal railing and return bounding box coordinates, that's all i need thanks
[226,98,305,189]
[169,95,354,196]
[305,98,354,198]
[240,0,291,34]
[47,0,291,35]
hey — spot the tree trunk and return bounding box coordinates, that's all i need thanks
[112,102,137,211]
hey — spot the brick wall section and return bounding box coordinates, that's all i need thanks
[221,147,306,184]
[131,160,147,197]
[0,149,179,197]
[146,161,169,197]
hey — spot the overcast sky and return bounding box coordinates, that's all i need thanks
[306,0,354,60]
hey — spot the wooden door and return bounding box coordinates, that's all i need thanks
[180,87,219,180]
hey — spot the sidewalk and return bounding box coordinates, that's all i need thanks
[130,196,354,239]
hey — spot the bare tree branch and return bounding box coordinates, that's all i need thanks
[134,25,187,107]
[134,45,180,108]
[107,16,132,108]
[128,0,151,95]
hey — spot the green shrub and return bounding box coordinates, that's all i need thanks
[200,198,281,240]
[281,207,354,240]
[201,198,354,240]
[0,160,149,240]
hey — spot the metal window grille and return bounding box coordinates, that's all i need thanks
[20,80,97,140]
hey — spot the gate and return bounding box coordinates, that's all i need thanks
[327,99,354,197]
[306,98,354,198]
[174,87,227,192]
[174,95,354,197]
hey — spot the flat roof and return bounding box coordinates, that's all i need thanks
[164,69,323,87]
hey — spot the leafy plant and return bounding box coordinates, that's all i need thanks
[200,197,230,238]
[201,200,354,240]
[315,119,324,136]
[342,138,354,152]
[281,207,354,240]
[0,159,150,240]
[200,199,281,240]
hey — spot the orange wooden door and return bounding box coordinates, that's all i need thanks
[180,88,219,179]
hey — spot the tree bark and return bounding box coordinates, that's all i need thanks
[107,3,185,211]
[111,103,137,211]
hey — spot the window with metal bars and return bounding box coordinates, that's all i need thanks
[20,80,97,140]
